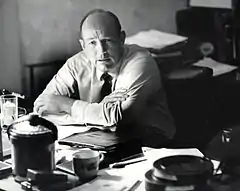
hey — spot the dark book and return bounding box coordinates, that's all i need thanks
[58,128,143,168]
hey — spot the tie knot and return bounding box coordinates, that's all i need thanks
[100,72,112,82]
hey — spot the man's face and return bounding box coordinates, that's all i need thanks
[80,13,125,73]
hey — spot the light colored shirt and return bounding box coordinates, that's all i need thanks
[40,44,175,139]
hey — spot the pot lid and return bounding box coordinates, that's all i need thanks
[7,114,58,140]
[152,155,213,184]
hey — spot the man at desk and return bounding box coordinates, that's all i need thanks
[34,9,175,147]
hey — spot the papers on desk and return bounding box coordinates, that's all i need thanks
[43,114,80,126]
[125,29,187,50]
[42,114,89,140]
[43,114,116,140]
[57,125,89,140]
[193,57,238,76]
[142,147,204,162]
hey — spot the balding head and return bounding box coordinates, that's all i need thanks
[80,9,122,39]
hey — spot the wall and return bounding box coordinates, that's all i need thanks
[0,0,21,93]
[18,0,187,64]
[0,0,187,95]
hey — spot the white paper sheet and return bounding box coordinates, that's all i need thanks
[41,114,88,140]
[43,114,116,140]
[125,29,187,50]
[43,114,80,126]
[193,57,238,76]
[57,125,90,140]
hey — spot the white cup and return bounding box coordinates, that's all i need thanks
[72,148,104,180]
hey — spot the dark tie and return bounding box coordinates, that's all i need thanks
[100,72,112,101]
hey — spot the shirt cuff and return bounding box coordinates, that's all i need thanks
[70,100,89,123]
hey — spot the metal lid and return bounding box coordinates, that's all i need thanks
[7,114,58,141]
[152,155,213,185]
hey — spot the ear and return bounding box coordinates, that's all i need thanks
[120,31,126,45]
[79,39,85,49]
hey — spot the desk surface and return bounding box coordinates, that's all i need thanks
[0,147,240,191]
[0,161,147,191]
[1,160,240,191]
[1,124,240,191]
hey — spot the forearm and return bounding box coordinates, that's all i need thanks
[70,100,123,126]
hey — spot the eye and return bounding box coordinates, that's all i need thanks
[105,39,113,43]
[104,39,115,46]
[89,40,97,46]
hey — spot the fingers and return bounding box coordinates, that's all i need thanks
[111,89,129,96]
[110,92,129,100]
[34,103,47,116]
[105,96,126,102]
[113,89,128,93]
[33,103,43,116]
[33,94,50,114]
[34,98,47,116]
[101,93,129,104]
[38,105,47,116]
[100,89,130,104]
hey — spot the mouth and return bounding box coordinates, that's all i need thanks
[97,58,111,62]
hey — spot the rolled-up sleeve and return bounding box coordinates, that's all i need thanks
[71,101,122,126]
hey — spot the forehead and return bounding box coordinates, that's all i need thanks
[81,12,120,40]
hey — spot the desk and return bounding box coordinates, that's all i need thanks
[69,162,148,191]
[1,147,240,191]
[1,161,240,191]
[0,148,204,191]
[0,156,148,191]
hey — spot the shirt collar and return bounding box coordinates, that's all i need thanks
[92,46,127,81]
[96,69,118,81]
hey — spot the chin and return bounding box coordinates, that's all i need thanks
[97,61,114,71]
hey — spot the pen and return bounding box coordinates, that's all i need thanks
[109,157,147,168]
[120,153,144,161]
[126,180,142,191]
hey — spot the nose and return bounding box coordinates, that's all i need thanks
[97,40,106,52]
[96,41,109,59]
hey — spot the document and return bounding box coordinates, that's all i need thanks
[42,114,87,139]
[57,125,90,140]
[142,147,204,164]
[125,29,187,50]
[193,57,238,76]
[43,114,116,140]
[43,114,80,126]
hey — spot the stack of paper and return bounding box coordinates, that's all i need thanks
[125,29,187,50]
